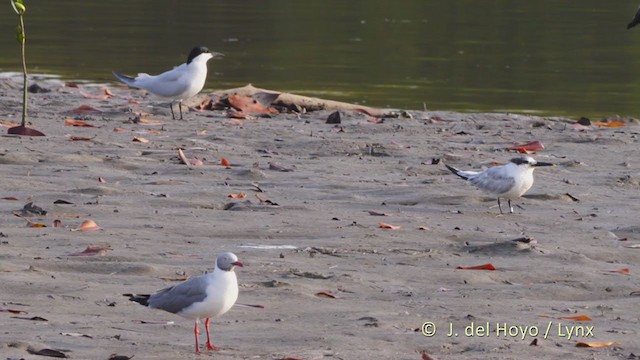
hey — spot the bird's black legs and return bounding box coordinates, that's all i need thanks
[179,100,183,120]
[497,198,504,215]
[508,199,514,214]
[169,102,176,120]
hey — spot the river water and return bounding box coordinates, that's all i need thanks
[1,0,640,118]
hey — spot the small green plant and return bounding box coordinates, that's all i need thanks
[8,0,44,136]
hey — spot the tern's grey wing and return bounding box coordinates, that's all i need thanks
[468,167,515,195]
[147,275,208,314]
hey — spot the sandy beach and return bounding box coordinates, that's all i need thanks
[1,74,639,359]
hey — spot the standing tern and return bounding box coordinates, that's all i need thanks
[445,155,554,214]
[113,46,222,120]
[124,252,242,353]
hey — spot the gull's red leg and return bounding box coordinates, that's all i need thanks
[194,320,201,353]
[204,318,220,351]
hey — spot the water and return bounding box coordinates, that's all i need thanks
[1,0,639,118]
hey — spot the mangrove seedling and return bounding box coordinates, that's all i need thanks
[8,0,45,136]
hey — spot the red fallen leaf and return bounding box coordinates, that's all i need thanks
[103,87,115,97]
[421,351,436,360]
[0,308,28,314]
[64,118,95,127]
[227,108,257,120]
[196,99,214,111]
[456,263,496,270]
[220,157,231,167]
[228,94,279,114]
[71,104,102,114]
[68,244,112,256]
[607,268,630,275]
[7,125,46,136]
[506,140,544,152]
[559,315,592,321]
[575,341,619,348]
[379,222,400,230]
[353,108,374,116]
[29,223,47,228]
[315,291,337,299]
[368,117,384,124]
[65,82,79,88]
[227,193,247,199]
[2,197,19,201]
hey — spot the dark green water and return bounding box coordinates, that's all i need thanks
[1,1,640,118]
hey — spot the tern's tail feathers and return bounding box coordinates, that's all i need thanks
[112,71,137,86]
[445,164,470,180]
[123,293,150,307]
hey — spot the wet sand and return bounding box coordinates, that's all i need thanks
[0,74,639,359]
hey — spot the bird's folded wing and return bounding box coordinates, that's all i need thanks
[469,169,515,194]
[148,276,209,314]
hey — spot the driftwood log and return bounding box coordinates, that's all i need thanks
[185,84,406,118]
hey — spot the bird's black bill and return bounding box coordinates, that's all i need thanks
[533,162,554,167]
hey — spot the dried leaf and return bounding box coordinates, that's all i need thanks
[421,351,436,360]
[367,117,384,124]
[60,332,93,339]
[113,127,126,133]
[506,140,544,152]
[1,120,20,128]
[64,118,96,127]
[366,210,387,216]
[177,148,190,165]
[8,125,46,136]
[456,263,496,270]
[103,87,115,97]
[30,223,47,228]
[98,177,106,183]
[68,136,94,141]
[268,162,293,172]
[378,222,400,230]
[593,121,624,128]
[68,245,112,256]
[418,226,431,231]
[27,347,68,358]
[132,137,149,143]
[559,315,592,321]
[0,308,28,314]
[227,193,247,199]
[228,94,279,114]
[71,105,102,114]
[607,268,630,275]
[53,199,73,205]
[220,157,231,167]
[227,109,256,119]
[315,291,337,299]
[2,196,19,201]
[575,341,619,348]
[53,219,64,228]
[71,219,101,232]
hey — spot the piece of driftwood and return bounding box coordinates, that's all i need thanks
[185,84,406,118]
